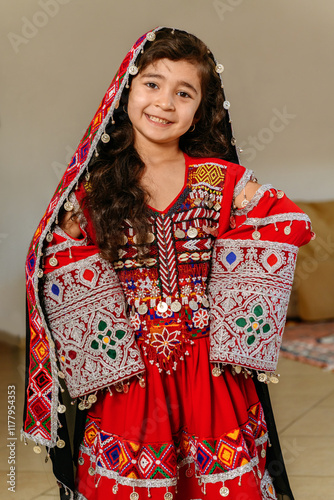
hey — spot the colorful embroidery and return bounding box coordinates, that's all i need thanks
[209,239,299,372]
[78,401,268,491]
[43,253,145,398]
[112,161,227,372]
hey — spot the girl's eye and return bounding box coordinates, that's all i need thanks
[177,91,191,98]
[146,82,158,89]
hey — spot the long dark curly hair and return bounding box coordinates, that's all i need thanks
[85,28,238,262]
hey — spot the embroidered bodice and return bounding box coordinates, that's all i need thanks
[112,155,227,372]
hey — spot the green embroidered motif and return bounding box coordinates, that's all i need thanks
[91,320,126,359]
[235,304,271,345]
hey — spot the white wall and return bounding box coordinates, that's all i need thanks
[1,0,333,338]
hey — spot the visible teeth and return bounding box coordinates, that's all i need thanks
[148,115,170,124]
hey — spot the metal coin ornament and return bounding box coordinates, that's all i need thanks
[49,256,58,267]
[57,404,66,414]
[138,304,148,315]
[88,394,97,404]
[277,190,284,199]
[33,445,42,454]
[56,439,65,449]
[231,137,237,146]
[174,228,185,239]
[146,31,156,41]
[215,63,224,73]
[212,366,221,377]
[88,467,95,476]
[164,493,173,500]
[284,226,291,235]
[78,457,85,465]
[46,232,53,242]
[202,297,210,308]
[101,132,110,143]
[37,269,44,278]
[157,301,168,314]
[129,65,139,76]
[171,301,182,312]
[130,492,139,500]
[252,230,261,241]
[219,486,230,497]
[223,100,230,110]
[64,200,74,212]
[269,374,279,384]
[261,448,267,458]
[257,373,268,383]
[241,199,249,208]
[189,300,198,311]
[187,227,198,238]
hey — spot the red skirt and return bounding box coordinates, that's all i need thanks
[75,336,277,500]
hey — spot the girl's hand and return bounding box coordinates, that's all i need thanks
[234,181,261,209]
[59,211,82,239]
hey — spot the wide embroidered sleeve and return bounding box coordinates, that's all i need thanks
[208,166,314,381]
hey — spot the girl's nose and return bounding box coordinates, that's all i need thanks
[155,89,175,111]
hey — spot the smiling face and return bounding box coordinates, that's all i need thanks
[127,58,202,152]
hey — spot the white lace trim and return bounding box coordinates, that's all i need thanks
[255,432,268,447]
[43,225,88,257]
[234,184,274,216]
[241,212,311,228]
[200,456,259,485]
[233,168,255,199]
[214,238,299,253]
[260,469,278,499]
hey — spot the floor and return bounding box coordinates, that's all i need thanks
[0,342,333,500]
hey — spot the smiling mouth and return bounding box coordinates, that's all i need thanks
[146,114,172,125]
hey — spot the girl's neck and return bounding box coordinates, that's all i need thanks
[134,137,183,168]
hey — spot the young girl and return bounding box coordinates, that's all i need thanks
[23,27,313,500]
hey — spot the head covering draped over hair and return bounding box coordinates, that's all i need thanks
[23,26,238,448]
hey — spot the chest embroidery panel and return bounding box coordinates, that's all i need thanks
[113,162,227,373]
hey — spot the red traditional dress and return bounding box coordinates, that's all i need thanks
[22,28,313,500]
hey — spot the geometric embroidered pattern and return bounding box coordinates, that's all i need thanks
[209,239,299,371]
[43,253,145,398]
[79,401,268,489]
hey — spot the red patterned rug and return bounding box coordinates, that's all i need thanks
[280,321,334,370]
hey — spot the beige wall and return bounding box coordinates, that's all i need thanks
[1,0,333,338]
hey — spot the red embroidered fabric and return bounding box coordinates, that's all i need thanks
[73,158,282,499]
[75,338,275,500]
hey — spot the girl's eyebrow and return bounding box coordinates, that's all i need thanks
[140,72,199,95]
